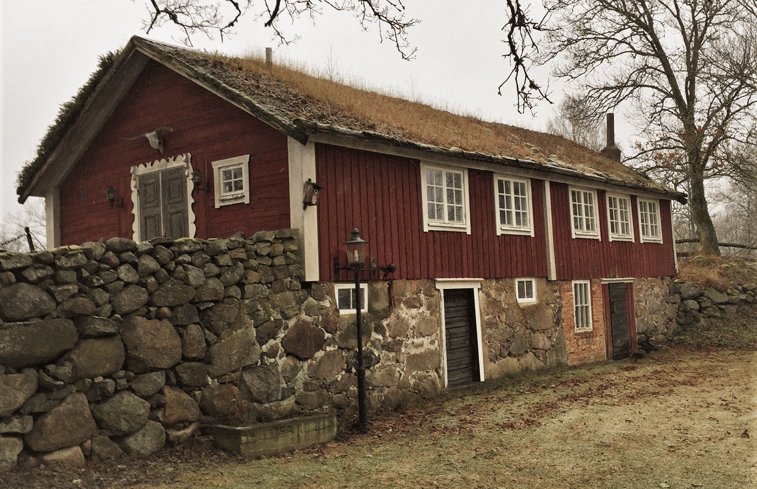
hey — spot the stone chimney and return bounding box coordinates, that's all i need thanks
[600,113,622,162]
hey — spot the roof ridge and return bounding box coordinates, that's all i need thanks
[17,35,686,203]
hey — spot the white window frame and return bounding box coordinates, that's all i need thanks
[212,155,250,208]
[573,280,593,332]
[130,153,197,242]
[420,163,471,234]
[637,198,663,243]
[569,187,600,239]
[606,193,634,242]
[515,278,537,304]
[334,283,368,314]
[494,175,534,236]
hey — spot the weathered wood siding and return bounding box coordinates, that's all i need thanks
[59,60,290,245]
[316,143,548,281]
[550,182,676,280]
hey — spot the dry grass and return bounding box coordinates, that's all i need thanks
[4,348,754,489]
[676,255,757,291]
[176,48,653,187]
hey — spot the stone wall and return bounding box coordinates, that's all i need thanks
[634,277,679,344]
[0,228,685,470]
[0,231,443,470]
[479,278,567,376]
[671,279,756,330]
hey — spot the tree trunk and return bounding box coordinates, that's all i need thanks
[688,170,721,256]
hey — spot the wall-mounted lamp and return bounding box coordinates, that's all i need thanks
[302,178,323,209]
[192,169,209,191]
[106,186,123,208]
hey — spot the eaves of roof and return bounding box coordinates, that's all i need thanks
[18,36,686,205]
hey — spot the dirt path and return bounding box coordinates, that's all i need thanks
[2,348,755,488]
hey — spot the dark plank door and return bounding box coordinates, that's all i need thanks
[138,167,188,240]
[444,288,480,387]
[609,283,630,360]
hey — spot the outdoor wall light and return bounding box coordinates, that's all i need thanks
[106,186,123,208]
[302,178,323,209]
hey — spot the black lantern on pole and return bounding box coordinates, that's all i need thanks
[344,228,369,433]
[344,228,368,266]
[334,228,395,434]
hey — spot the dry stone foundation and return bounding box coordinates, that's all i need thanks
[670,279,755,331]
[0,227,689,470]
[0,230,452,470]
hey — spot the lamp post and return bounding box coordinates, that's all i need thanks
[344,228,369,433]
[335,228,395,433]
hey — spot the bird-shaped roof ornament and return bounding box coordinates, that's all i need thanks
[122,126,173,153]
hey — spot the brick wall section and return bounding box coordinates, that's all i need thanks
[560,280,608,366]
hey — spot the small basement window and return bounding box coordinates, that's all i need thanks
[515,278,536,304]
[212,155,250,208]
[334,283,368,314]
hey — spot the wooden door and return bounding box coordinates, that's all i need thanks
[138,167,188,240]
[608,283,630,360]
[444,288,480,387]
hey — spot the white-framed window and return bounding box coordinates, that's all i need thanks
[570,187,599,239]
[638,198,662,243]
[212,155,250,208]
[606,193,634,241]
[515,278,537,304]
[421,163,471,233]
[573,280,593,332]
[495,176,534,236]
[334,283,368,314]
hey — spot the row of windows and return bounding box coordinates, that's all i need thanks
[335,278,538,316]
[421,163,663,243]
[335,278,592,334]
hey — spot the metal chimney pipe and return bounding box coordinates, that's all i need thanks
[265,47,273,70]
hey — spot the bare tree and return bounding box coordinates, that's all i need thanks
[532,0,757,256]
[711,144,757,256]
[141,0,418,59]
[0,200,46,252]
[499,0,552,113]
[546,94,604,151]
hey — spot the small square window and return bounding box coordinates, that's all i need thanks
[570,187,600,239]
[607,194,634,241]
[334,283,368,314]
[638,198,662,243]
[573,280,593,332]
[515,278,536,304]
[212,155,250,208]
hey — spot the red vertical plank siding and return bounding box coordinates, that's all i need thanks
[315,144,550,281]
[551,182,676,280]
[59,60,289,245]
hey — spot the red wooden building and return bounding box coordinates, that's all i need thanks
[18,37,686,385]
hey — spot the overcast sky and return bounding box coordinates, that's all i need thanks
[1,0,563,230]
